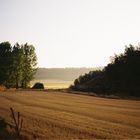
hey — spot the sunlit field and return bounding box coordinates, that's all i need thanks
[0,90,140,139]
[30,80,73,89]
[31,80,73,89]
[44,82,71,89]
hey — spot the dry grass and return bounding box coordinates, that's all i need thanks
[0,85,6,91]
[0,90,140,139]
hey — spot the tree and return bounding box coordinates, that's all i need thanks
[12,43,24,88]
[21,43,37,88]
[0,42,37,89]
[104,44,140,95]
[71,44,140,96]
[0,42,13,88]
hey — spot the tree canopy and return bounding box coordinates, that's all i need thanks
[0,42,37,88]
[70,44,140,97]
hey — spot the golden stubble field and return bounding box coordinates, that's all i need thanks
[0,90,140,139]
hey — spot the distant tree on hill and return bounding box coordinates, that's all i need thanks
[70,70,104,92]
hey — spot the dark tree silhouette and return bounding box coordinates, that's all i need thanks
[71,44,140,97]
[0,42,13,88]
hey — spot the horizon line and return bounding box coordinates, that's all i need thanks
[37,66,104,69]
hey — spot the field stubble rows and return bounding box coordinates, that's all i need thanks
[0,90,140,139]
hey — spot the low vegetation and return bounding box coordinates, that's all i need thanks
[0,109,25,139]
[70,44,140,97]
[10,107,23,137]
[32,82,44,89]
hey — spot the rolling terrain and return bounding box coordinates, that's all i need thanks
[32,68,102,89]
[35,68,99,81]
[35,68,101,81]
[0,90,140,139]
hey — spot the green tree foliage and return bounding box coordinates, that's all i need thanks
[12,43,24,88]
[0,42,37,88]
[21,43,37,88]
[0,42,13,87]
[71,44,140,97]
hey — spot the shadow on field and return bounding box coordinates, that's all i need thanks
[0,108,27,140]
[0,123,27,140]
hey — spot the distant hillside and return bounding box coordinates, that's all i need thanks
[35,67,103,81]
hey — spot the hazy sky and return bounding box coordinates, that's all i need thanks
[0,0,140,68]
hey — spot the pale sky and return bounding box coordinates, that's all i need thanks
[0,0,140,68]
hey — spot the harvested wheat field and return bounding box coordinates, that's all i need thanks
[0,90,140,139]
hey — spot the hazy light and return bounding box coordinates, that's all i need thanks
[0,0,140,68]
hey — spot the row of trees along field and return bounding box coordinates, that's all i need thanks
[70,44,140,97]
[0,42,37,88]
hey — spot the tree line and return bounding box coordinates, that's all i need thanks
[0,42,37,88]
[70,44,140,97]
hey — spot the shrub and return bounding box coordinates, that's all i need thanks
[32,82,44,89]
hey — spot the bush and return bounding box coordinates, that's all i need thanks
[32,82,44,89]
